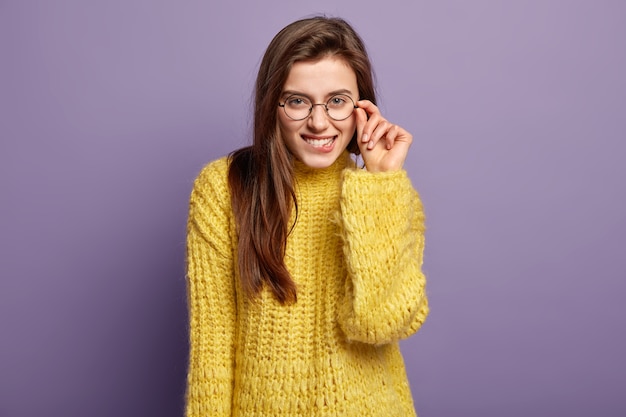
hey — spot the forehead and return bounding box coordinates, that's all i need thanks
[283,56,358,97]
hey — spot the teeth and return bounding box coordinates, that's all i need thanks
[304,137,334,147]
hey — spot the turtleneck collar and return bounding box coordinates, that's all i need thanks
[292,151,354,181]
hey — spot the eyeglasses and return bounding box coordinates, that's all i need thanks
[278,94,358,121]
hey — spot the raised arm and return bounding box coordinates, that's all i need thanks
[337,168,429,345]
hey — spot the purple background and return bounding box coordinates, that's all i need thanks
[1,1,625,416]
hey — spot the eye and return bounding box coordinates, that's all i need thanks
[328,95,349,108]
[286,96,310,107]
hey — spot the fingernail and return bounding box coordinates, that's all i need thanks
[362,133,369,142]
[367,140,374,150]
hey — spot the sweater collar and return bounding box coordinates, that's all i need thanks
[293,151,353,181]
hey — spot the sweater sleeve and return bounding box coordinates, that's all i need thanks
[185,159,236,416]
[337,168,429,345]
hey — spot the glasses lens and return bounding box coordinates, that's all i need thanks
[283,95,311,120]
[326,94,355,120]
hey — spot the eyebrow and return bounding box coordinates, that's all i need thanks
[281,89,355,99]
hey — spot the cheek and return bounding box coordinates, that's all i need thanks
[277,111,296,134]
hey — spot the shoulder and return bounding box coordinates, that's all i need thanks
[189,156,232,213]
[193,156,230,192]
[196,156,230,183]
[187,157,234,252]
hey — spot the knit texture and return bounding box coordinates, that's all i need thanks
[185,152,428,416]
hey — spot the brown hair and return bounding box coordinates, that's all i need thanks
[228,16,377,303]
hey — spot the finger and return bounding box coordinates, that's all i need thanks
[361,113,381,144]
[393,125,413,146]
[366,119,393,150]
[355,107,368,144]
[356,99,378,115]
[380,123,412,149]
[385,124,399,150]
[356,100,381,143]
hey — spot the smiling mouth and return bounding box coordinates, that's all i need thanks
[303,136,336,148]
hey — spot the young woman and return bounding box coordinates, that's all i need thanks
[185,16,429,416]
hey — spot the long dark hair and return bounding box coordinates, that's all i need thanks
[228,16,377,304]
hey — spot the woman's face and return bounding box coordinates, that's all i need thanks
[277,56,358,169]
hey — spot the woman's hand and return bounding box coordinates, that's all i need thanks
[355,100,412,172]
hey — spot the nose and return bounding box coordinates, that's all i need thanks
[307,104,330,131]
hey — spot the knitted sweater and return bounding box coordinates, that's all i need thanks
[185,152,428,416]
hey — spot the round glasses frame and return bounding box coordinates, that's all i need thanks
[278,94,358,121]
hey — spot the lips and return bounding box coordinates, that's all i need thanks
[302,135,336,148]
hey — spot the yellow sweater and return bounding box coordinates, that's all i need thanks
[185,152,428,416]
